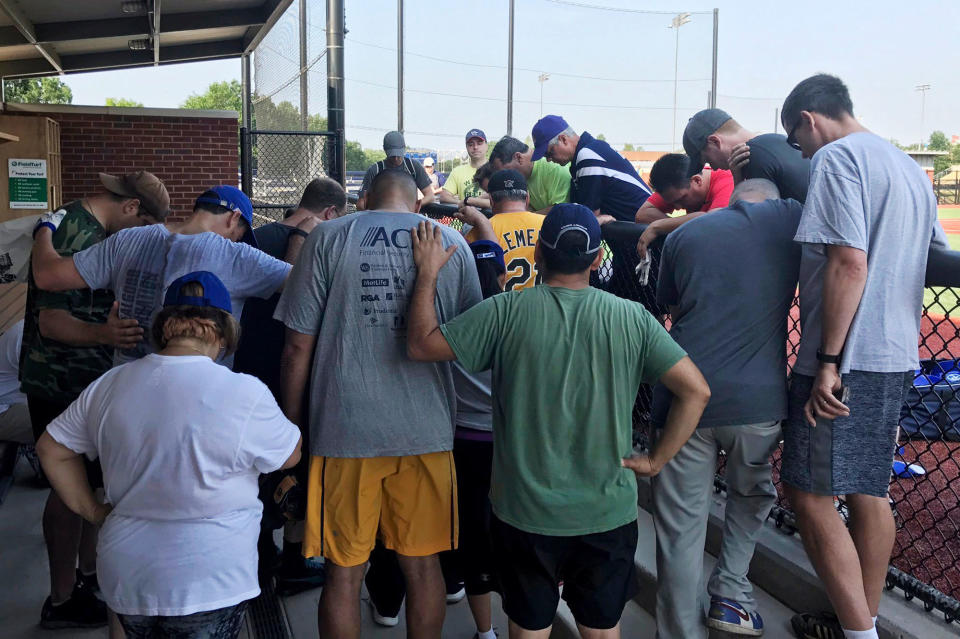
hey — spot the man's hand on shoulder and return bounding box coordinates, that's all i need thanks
[728,143,751,183]
[296,214,320,235]
[411,221,457,277]
[100,301,144,349]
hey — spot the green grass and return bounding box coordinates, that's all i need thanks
[939,206,960,220]
[927,209,960,313]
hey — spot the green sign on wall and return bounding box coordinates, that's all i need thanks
[9,158,48,209]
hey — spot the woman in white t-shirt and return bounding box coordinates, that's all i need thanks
[36,271,302,639]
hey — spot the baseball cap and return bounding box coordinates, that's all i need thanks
[163,271,232,313]
[195,185,258,248]
[531,115,570,161]
[682,108,732,177]
[423,156,435,166]
[465,128,487,144]
[487,169,527,194]
[99,171,170,220]
[469,240,506,274]
[539,203,601,255]
[383,131,406,158]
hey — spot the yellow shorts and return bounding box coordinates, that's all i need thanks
[303,451,458,567]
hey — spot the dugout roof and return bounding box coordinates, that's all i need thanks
[0,0,291,79]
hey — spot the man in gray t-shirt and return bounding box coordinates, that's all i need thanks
[274,169,480,638]
[779,74,948,639]
[650,180,801,637]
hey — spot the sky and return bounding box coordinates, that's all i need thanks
[60,0,959,155]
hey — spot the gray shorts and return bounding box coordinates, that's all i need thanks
[781,370,911,497]
[118,601,248,639]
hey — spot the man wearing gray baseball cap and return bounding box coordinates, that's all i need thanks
[683,108,810,203]
[357,131,435,210]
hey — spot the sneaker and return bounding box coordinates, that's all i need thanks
[790,612,844,639]
[472,629,499,639]
[276,555,325,596]
[446,584,466,604]
[367,598,399,627]
[706,597,764,636]
[75,569,104,602]
[39,594,107,629]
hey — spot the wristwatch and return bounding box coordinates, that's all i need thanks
[816,349,842,365]
[291,227,309,239]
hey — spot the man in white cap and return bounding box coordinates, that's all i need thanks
[423,157,441,195]
[357,131,435,210]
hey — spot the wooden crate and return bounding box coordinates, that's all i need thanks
[0,115,61,223]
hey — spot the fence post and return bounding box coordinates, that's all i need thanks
[240,127,252,196]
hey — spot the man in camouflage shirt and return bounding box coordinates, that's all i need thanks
[20,171,169,630]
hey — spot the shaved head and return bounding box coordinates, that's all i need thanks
[367,169,418,211]
[729,178,780,205]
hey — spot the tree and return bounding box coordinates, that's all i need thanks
[182,80,242,119]
[934,155,952,175]
[105,97,143,107]
[596,133,607,141]
[4,77,72,104]
[929,131,950,152]
[623,143,635,152]
[951,144,960,165]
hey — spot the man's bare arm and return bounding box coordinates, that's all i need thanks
[39,303,143,349]
[279,329,317,428]
[437,188,460,205]
[635,201,669,224]
[36,433,110,525]
[407,222,457,362]
[419,186,436,208]
[31,228,88,291]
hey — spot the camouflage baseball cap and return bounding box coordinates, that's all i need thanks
[99,171,170,220]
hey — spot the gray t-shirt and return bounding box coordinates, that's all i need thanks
[652,199,803,427]
[794,132,949,376]
[73,225,291,367]
[273,210,482,457]
[453,363,492,432]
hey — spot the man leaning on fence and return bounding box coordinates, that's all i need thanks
[779,74,949,639]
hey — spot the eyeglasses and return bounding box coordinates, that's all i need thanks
[786,117,804,151]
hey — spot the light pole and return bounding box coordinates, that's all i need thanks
[669,12,691,151]
[538,73,550,118]
[916,84,930,149]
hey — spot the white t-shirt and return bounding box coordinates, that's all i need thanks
[0,319,25,412]
[46,354,300,616]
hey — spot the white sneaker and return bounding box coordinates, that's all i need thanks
[367,599,399,627]
[446,586,466,604]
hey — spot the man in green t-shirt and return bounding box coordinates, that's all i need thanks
[406,203,710,637]
[439,128,491,209]
[489,136,571,214]
[21,170,169,629]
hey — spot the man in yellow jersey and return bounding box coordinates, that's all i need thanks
[439,128,491,209]
[460,169,544,291]
[488,136,571,215]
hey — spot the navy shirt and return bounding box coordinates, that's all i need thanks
[743,133,811,203]
[569,131,652,221]
[652,198,803,427]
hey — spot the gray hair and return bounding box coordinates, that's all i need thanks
[491,189,528,204]
[729,178,780,205]
[548,126,577,146]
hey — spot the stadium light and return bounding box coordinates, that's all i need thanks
[538,73,551,118]
[915,84,931,149]
[669,13,692,151]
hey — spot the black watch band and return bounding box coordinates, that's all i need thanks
[291,228,309,239]
[816,349,842,364]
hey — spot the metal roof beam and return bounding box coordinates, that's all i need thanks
[243,0,293,52]
[32,8,267,44]
[0,0,62,74]
[152,0,161,66]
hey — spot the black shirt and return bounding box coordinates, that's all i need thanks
[744,133,811,203]
[233,222,296,399]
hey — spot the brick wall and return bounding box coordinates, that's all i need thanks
[4,105,238,221]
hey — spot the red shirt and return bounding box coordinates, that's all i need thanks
[647,168,734,213]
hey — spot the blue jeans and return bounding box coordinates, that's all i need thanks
[118,601,248,639]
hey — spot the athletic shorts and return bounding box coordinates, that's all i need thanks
[118,601,248,639]
[303,452,457,567]
[781,370,911,497]
[28,395,103,489]
[490,515,638,631]
[452,436,498,596]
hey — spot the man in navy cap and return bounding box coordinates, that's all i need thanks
[438,128,492,209]
[406,203,710,638]
[31,185,292,368]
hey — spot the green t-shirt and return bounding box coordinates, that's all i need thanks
[440,285,686,536]
[20,200,114,401]
[527,158,571,212]
[442,163,485,200]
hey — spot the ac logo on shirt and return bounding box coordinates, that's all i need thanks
[360,227,410,249]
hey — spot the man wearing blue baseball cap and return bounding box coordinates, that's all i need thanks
[31,185,293,368]
[406,202,710,638]
[438,128,492,209]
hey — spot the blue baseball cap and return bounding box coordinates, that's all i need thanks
[539,203,601,255]
[469,240,506,274]
[163,271,232,313]
[195,185,258,248]
[531,115,570,161]
[465,128,486,144]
